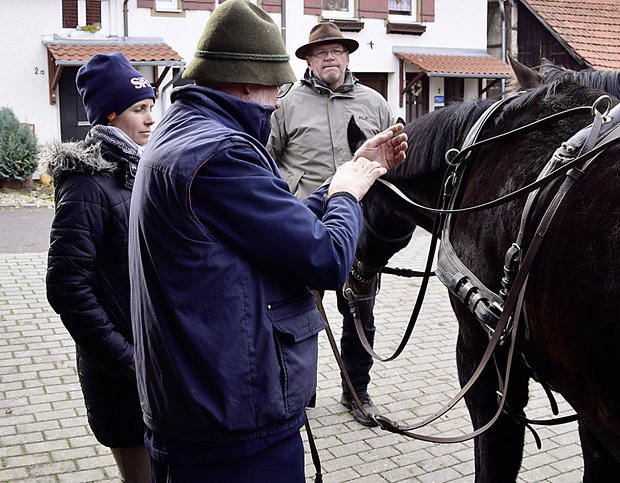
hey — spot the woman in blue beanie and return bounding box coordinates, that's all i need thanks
[44,52,155,482]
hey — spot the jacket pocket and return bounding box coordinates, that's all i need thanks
[267,294,326,418]
[282,165,305,196]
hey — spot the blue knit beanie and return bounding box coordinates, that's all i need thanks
[76,52,156,126]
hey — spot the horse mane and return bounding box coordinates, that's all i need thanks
[389,99,492,180]
[540,63,620,98]
[390,80,572,181]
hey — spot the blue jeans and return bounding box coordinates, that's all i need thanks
[337,288,376,397]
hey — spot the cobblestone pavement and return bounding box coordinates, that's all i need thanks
[0,231,585,482]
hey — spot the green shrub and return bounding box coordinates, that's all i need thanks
[0,107,39,181]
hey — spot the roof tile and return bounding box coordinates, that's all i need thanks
[47,42,183,64]
[523,0,620,69]
[398,53,513,78]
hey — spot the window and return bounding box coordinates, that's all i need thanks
[62,0,78,28]
[388,0,417,22]
[62,0,101,29]
[322,0,354,19]
[156,0,182,12]
[85,0,101,26]
[389,0,412,16]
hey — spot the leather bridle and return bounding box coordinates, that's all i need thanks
[335,93,620,442]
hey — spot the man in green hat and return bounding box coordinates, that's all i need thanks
[129,0,407,480]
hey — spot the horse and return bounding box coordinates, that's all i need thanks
[509,55,620,98]
[347,78,620,482]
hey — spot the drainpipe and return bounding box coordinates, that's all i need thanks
[161,67,185,112]
[499,0,506,95]
[123,0,129,37]
[281,0,286,45]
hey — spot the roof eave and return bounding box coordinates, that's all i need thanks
[426,72,512,79]
[520,0,592,68]
[54,59,185,67]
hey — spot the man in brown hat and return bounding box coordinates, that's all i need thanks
[269,22,406,428]
[129,1,407,481]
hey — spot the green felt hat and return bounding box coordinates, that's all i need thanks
[182,0,295,86]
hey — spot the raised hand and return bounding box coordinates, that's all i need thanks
[352,123,408,170]
[328,157,387,201]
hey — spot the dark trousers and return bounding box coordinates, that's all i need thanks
[336,288,376,397]
[151,431,304,483]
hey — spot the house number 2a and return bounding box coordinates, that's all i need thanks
[34,67,46,75]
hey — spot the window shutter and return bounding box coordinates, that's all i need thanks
[359,0,387,19]
[137,0,155,8]
[86,0,101,25]
[420,0,435,22]
[304,0,321,16]
[62,0,78,28]
[183,0,216,10]
[261,0,282,13]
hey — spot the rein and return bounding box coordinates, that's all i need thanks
[338,93,620,442]
[376,96,614,215]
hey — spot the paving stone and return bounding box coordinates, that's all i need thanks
[0,236,588,481]
[0,466,30,481]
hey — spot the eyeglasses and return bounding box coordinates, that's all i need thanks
[308,48,348,60]
[277,82,294,98]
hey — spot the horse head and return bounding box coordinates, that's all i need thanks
[509,55,620,99]
[345,115,415,294]
[347,99,491,284]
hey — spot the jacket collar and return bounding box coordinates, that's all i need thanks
[171,85,275,145]
[301,68,358,94]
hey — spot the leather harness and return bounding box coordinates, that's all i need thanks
[337,93,620,442]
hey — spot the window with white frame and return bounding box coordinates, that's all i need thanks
[388,0,418,22]
[156,0,182,12]
[62,0,101,29]
[322,0,354,19]
[389,0,412,15]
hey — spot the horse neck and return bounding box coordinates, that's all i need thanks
[384,100,492,232]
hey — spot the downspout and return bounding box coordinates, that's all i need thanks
[123,0,129,37]
[161,67,185,112]
[499,0,506,95]
[281,0,286,45]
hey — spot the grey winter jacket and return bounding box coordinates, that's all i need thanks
[269,69,395,198]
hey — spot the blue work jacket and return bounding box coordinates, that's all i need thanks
[129,85,363,443]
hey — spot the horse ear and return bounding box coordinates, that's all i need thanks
[347,115,367,156]
[396,116,406,126]
[508,55,542,90]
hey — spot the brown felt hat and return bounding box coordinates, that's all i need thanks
[295,22,359,59]
[182,0,295,86]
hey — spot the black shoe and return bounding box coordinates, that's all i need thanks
[340,393,379,427]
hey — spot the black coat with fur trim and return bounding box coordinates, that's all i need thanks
[44,139,144,448]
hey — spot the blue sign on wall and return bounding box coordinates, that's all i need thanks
[434,95,445,104]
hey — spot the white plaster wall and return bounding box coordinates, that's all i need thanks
[2,0,490,146]
[279,0,488,119]
[0,1,63,143]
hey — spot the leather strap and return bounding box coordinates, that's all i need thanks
[304,414,323,483]
[313,291,378,425]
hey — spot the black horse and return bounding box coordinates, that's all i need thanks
[349,78,620,481]
[509,55,620,98]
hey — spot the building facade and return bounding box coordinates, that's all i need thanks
[1,0,511,147]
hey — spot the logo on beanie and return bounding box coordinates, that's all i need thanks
[131,77,152,89]
[106,77,153,121]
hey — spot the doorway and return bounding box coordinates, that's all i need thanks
[59,67,90,142]
[354,72,389,100]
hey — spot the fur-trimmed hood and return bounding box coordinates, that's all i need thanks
[41,140,118,181]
